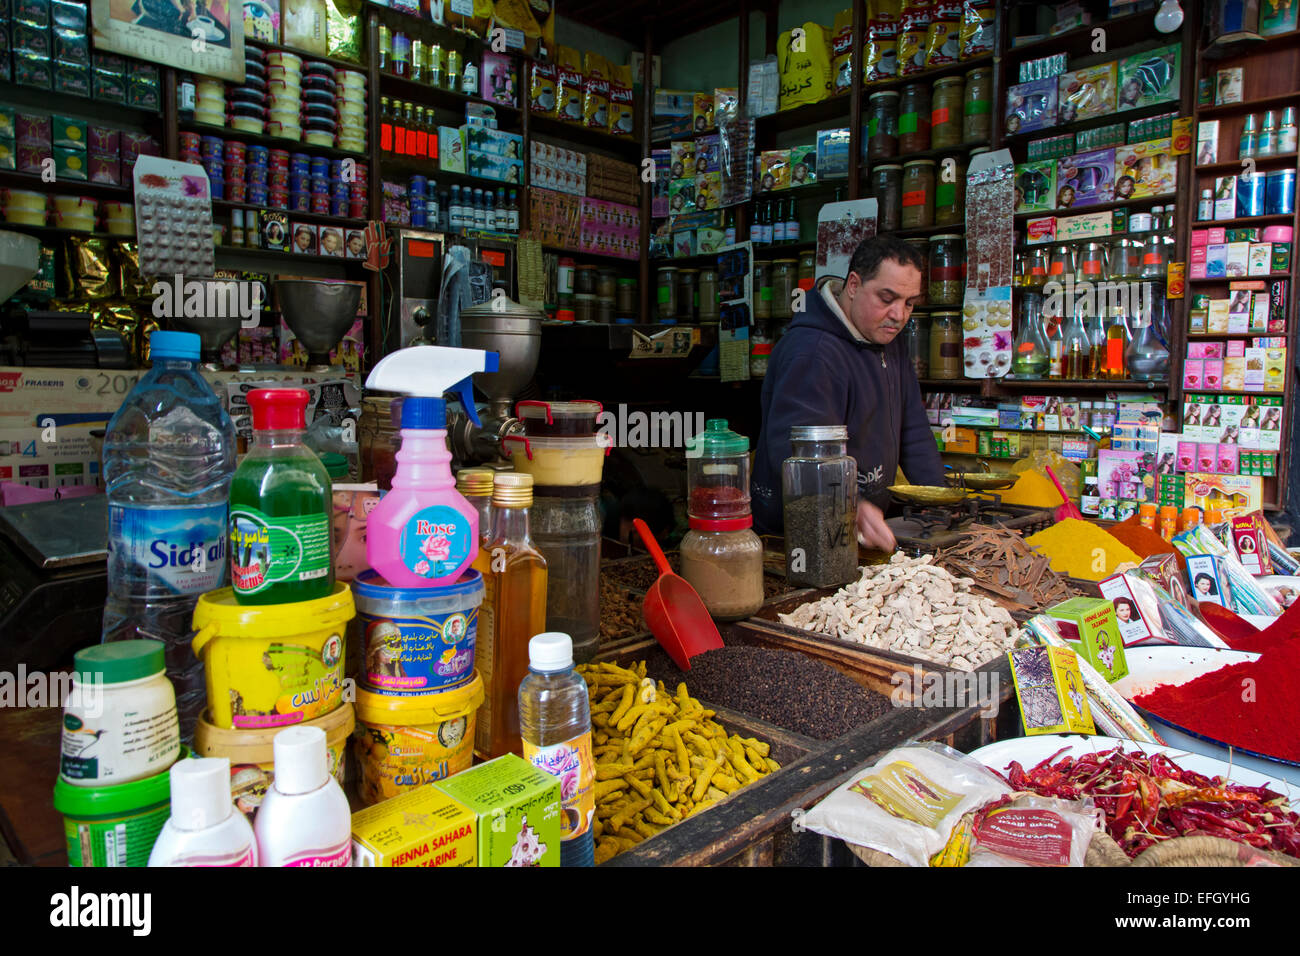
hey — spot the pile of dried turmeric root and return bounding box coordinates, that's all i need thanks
[578,661,780,864]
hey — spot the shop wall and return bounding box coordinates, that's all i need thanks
[554,15,637,68]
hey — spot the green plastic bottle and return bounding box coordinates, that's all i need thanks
[229,388,333,605]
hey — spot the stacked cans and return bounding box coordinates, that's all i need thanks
[302,61,337,149]
[267,50,303,141]
[338,70,368,154]
[230,47,268,135]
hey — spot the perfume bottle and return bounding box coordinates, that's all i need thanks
[1126,287,1170,381]
[1011,292,1050,379]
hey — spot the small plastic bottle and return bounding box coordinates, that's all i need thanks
[254,726,351,867]
[518,632,594,867]
[1197,188,1213,221]
[149,757,257,867]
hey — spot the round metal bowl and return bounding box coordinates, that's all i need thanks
[950,472,1018,490]
[888,484,968,506]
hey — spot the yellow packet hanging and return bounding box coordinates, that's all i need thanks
[924,20,961,67]
[898,29,927,75]
[830,8,854,95]
[556,46,585,124]
[530,60,558,116]
[778,21,834,110]
[961,4,995,57]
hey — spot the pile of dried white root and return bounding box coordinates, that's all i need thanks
[778,553,1020,670]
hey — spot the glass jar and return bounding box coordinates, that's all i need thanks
[963,68,992,142]
[656,266,678,321]
[1076,242,1109,283]
[866,91,900,159]
[928,234,964,305]
[904,238,929,306]
[676,268,699,323]
[1012,291,1050,379]
[781,425,858,588]
[754,260,772,320]
[798,251,816,288]
[1111,238,1143,279]
[575,264,597,296]
[698,269,719,322]
[531,493,602,662]
[903,312,930,378]
[870,164,903,232]
[929,311,962,379]
[574,295,595,323]
[595,268,617,303]
[898,82,931,153]
[680,525,764,621]
[771,259,797,320]
[934,153,966,226]
[750,331,771,377]
[616,277,637,316]
[931,76,964,149]
[901,159,935,229]
[685,419,751,521]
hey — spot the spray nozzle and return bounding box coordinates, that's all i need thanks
[365,345,499,429]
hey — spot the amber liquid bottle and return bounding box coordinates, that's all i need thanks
[475,472,548,760]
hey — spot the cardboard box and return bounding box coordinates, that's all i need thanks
[1230,513,1274,575]
[1005,78,1058,135]
[1214,175,1237,220]
[433,754,562,867]
[350,787,477,868]
[1015,161,1057,213]
[1184,472,1264,518]
[1008,645,1096,736]
[1119,44,1180,108]
[1115,138,1176,200]
[1044,597,1129,682]
[1056,148,1115,208]
[1098,574,1165,648]
[1057,62,1117,124]
[438,127,465,173]
[1186,553,1231,606]
[1057,210,1112,239]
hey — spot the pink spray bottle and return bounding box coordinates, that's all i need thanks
[364,345,498,586]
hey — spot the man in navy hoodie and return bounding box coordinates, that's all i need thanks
[752,236,945,550]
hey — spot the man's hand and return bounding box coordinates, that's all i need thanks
[856,500,896,553]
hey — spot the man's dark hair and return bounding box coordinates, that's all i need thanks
[848,235,925,283]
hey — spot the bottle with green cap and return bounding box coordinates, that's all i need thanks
[685,419,752,520]
[61,639,180,787]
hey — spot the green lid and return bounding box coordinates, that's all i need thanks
[53,747,189,817]
[320,452,350,479]
[73,640,166,685]
[686,419,749,459]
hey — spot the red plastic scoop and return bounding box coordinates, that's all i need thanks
[633,518,724,671]
[1045,465,1084,521]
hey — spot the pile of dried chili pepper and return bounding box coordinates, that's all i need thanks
[999,746,1300,859]
[1133,639,1300,763]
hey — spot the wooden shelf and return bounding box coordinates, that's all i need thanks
[527,114,641,157]
[543,244,639,265]
[1188,273,1292,283]
[181,121,367,161]
[1003,102,1175,145]
[918,378,983,388]
[1194,152,1299,174]
[0,221,128,241]
[0,170,131,199]
[1005,11,1155,61]
[377,154,521,191]
[996,377,1169,391]
[1191,388,1287,396]
[1190,213,1296,227]
[1201,27,1300,60]
[215,244,369,268]
[378,72,521,120]
[1184,332,1281,338]
[1197,92,1300,118]
[890,222,966,239]
[1013,192,1179,221]
[212,200,367,229]
[857,140,990,167]
[0,79,162,122]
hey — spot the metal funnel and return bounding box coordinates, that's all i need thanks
[460,298,541,418]
[275,279,363,368]
[0,230,40,302]
[170,311,241,367]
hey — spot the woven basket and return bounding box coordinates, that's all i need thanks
[847,831,1130,867]
[1131,835,1299,867]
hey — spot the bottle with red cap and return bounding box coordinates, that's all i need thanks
[228,388,334,605]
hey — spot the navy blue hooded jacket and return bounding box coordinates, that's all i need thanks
[751,280,946,533]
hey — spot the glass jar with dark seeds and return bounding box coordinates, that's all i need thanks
[781,425,858,589]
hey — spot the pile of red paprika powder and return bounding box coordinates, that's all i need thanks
[1133,600,1300,762]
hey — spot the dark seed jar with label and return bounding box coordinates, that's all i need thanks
[782,425,858,589]
[870,164,903,232]
[928,311,963,379]
[867,91,900,159]
[927,234,965,306]
[901,159,935,229]
[963,68,992,142]
[898,82,931,153]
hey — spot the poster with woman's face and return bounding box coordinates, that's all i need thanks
[94,0,246,81]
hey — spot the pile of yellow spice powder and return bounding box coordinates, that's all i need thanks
[1024,518,1141,581]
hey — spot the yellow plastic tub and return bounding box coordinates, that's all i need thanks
[191,583,355,730]
[353,673,484,807]
[194,703,354,821]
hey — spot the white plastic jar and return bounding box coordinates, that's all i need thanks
[61,639,180,787]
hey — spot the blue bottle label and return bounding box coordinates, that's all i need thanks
[108,503,228,595]
[399,505,471,579]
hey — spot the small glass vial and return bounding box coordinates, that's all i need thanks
[230,209,244,247]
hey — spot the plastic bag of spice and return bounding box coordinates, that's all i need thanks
[964,794,1101,867]
[800,741,1011,867]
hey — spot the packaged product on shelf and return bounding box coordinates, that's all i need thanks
[816,128,850,178]
[481,51,516,106]
[529,60,558,115]
[696,172,721,210]
[608,79,634,136]
[1008,645,1096,736]
[1055,148,1115,209]
[923,19,960,67]
[1043,597,1129,683]
[350,786,477,867]
[1056,62,1117,124]
[714,86,739,124]
[1004,78,1057,135]
[583,75,610,130]
[897,27,927,75]
[863,25,899,84]
[831,19,854,94]
[433,754,561,867]
[758,150,790,191]
[1014,162,1056,213]
[1115,139,1176,200]
[556,49,584,124]
[961,4,995,57]
[1117,44,1180,109]
[789,144,817,186]
[667,178,696,215]
[778,21,834,109]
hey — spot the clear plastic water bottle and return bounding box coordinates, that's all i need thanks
[102,330,236,740]
[518,632,596,867]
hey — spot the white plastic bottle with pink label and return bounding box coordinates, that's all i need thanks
[254,726,351,867]
[149,757,258,867]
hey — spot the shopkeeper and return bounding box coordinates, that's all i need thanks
[752,236,945,549]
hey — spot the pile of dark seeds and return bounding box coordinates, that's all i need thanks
[602,554,680,592]
[643,644,892,741]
